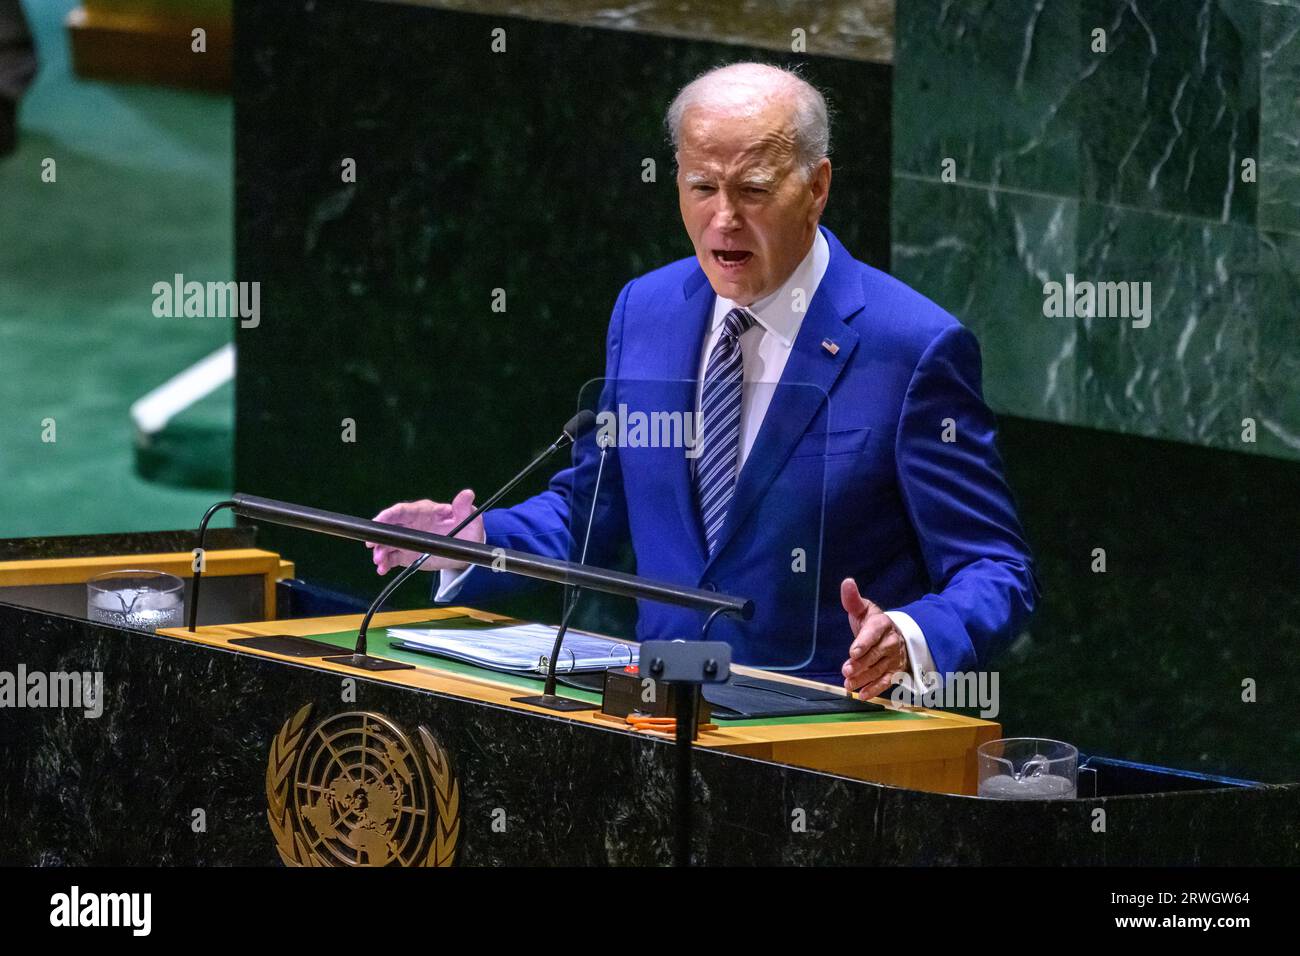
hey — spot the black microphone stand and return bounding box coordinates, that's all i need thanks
[186,493,752,677]
[341,417,589,669]
[187,414,595,670]
[512,435,611,712]
[639,609,734,867]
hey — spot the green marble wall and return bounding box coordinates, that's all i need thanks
[892,0,1300,462]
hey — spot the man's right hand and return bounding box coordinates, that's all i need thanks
[366,489,485,575]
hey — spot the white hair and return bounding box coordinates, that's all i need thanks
[665,62,830,177]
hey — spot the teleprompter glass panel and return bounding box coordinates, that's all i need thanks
[557,376,843,673]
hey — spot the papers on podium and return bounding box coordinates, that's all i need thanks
[387,622,637,675]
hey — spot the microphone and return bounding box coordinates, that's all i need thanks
[512,430,613,712]
[339,410,597,670]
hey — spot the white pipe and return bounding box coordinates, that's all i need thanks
[130,343,234,436]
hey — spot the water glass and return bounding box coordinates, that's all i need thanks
[977,737,1078,799]
[87,570,185,633]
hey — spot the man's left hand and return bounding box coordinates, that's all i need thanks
[840,577,909,700]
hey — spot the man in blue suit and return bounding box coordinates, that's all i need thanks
[370,63,1037,697]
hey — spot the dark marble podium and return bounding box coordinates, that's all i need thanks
[2,594,1296,866]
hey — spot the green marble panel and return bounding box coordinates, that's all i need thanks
[1259,0,1300,234]
[1076,0,1259,223]
[892,177,1079,422]
[1253,229,1300,457]
[892,0,1081,194]
[894,0,1299,462]
[1075,201,1259,448]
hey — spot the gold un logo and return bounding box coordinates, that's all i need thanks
[266,704,460,866]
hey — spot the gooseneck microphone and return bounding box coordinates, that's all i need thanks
[512,431,613,712]
[346,409,598,665]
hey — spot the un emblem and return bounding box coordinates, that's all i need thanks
[266,704,460,866]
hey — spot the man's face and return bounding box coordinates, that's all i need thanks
[676,100,831,305]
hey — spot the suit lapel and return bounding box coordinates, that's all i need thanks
[701,226,866,572]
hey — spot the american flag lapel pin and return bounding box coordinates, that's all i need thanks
[821,338,840,356]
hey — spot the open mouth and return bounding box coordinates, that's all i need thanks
[712,249,753,270]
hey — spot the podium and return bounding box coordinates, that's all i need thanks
[160,605,1002,797]
[1,536,1295,866]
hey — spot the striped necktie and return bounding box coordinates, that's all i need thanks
[694,306,757,556]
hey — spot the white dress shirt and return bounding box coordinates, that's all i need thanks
[439,229,938,693]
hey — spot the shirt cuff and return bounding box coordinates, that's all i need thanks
[433,565,473,604]
[884,609,938,696]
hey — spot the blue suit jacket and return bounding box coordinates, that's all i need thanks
[439,225,1038,679]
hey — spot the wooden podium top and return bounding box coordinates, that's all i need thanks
[161,606,1000,795]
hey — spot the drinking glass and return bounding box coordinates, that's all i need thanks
[977,737,1078,799]
[87,570,185,632]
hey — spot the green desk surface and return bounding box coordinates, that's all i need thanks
[312,622,925,726]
